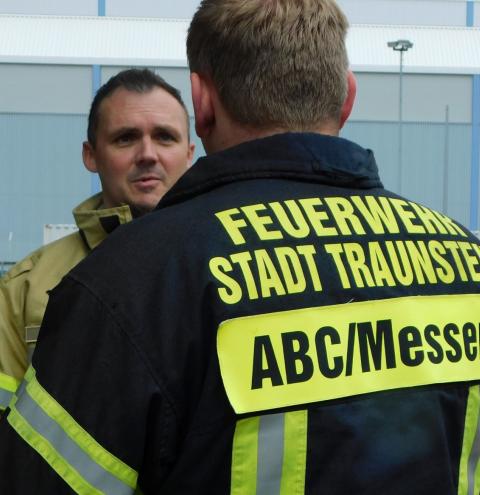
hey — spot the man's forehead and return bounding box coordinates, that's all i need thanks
[98,86,188,130]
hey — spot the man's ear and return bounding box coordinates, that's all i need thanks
[339,71,357,129]
[187,142,195,168]
[82,141,98,173]
[190,72,215,139]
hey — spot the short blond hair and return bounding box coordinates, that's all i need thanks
[187,0,349,130]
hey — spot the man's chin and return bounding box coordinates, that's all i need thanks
[128,201,159,218]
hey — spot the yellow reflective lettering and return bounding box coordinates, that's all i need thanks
[241,204,283,242]
[275,247,307,294]
[385,241,414,286]
[350,195,400,234]
[369,241,396,287]
[325,197,366,235]
[297,245,323,291]
[389,199,426,234]
[255,249,287,298]
[344,243,375,288]
[410,203,448,234]
[443,241,469,282]
[231,252,259,300]
[432,210,468,237]
[429,240,456,284]
[458,242,480,282]
[215,208,248,245]
[405,241,437,284]
[209,257,243,304]
[324,244,351,288]
[269,201,311,239]
[299,198,337,237]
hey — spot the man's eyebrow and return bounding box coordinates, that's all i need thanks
[109,124,181,137]
[109,126,141,138]
[151,124,181,136]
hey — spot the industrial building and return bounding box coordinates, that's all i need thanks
[0,0,479,272]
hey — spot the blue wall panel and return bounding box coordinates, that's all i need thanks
[0,114,473,263]
[471,75,480,230]
[342,120,472,227]
[0,113,90,261]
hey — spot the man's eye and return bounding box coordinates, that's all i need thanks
[115,134,135,144]
[156,132,175,142]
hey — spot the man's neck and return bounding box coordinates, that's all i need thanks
[205,120,340,155]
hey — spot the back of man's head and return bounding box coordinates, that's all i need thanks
[187,0,349,131]
[87,68,190,148]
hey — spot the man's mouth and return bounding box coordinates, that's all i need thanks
[132,176,163,190]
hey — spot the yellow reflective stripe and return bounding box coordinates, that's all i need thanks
[0,371,20,392]
[230,411,307,495]
[25,366,137,489]
[0,372,20,411]
[280,410,307,495]
[231,416,260,495]
[7,405,103,495]
[218,293,480,413]
[458,386,480,495]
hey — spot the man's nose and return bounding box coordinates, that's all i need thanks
[137,137,157,164]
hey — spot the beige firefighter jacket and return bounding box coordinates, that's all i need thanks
[0,194,133,398]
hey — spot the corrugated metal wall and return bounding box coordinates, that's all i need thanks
[0,0,479,263]
[338,0,475,27]
[0,113,90,261]
[341,121,472,226]
[1,114,473,263]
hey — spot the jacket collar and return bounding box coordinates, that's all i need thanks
[73,193,133,250]
[159,132,382,208]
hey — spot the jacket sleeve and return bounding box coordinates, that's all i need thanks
[0,275,173,494]
[0,271,29,411]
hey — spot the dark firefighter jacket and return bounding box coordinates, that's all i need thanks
[0,132,479,495]
[0,193,133,412]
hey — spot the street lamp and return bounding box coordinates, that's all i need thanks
[388,39,413,194]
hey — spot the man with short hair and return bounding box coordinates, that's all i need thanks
[0,68,194,411]
[1,1,480,494]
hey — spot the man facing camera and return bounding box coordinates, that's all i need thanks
[0,68,194,410]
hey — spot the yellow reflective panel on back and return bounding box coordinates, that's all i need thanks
[217,294,480,414]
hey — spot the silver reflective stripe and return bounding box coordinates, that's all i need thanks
[25,325,40,344]
[257,413,285,495]
[15,389,134,495]
[16,378,27,398]
[468,407,480,495]
[0,389,14,410]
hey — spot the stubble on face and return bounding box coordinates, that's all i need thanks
[90,87,193,215]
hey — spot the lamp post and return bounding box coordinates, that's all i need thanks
[387,39,413,194]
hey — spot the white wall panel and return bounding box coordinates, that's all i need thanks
[0,0,97,16]
[0,64,92,114]
[401,74,471,122]
[351,73,471,123]
[338,0,467,26]
[351,73,399,121]
[106,0,200,18]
